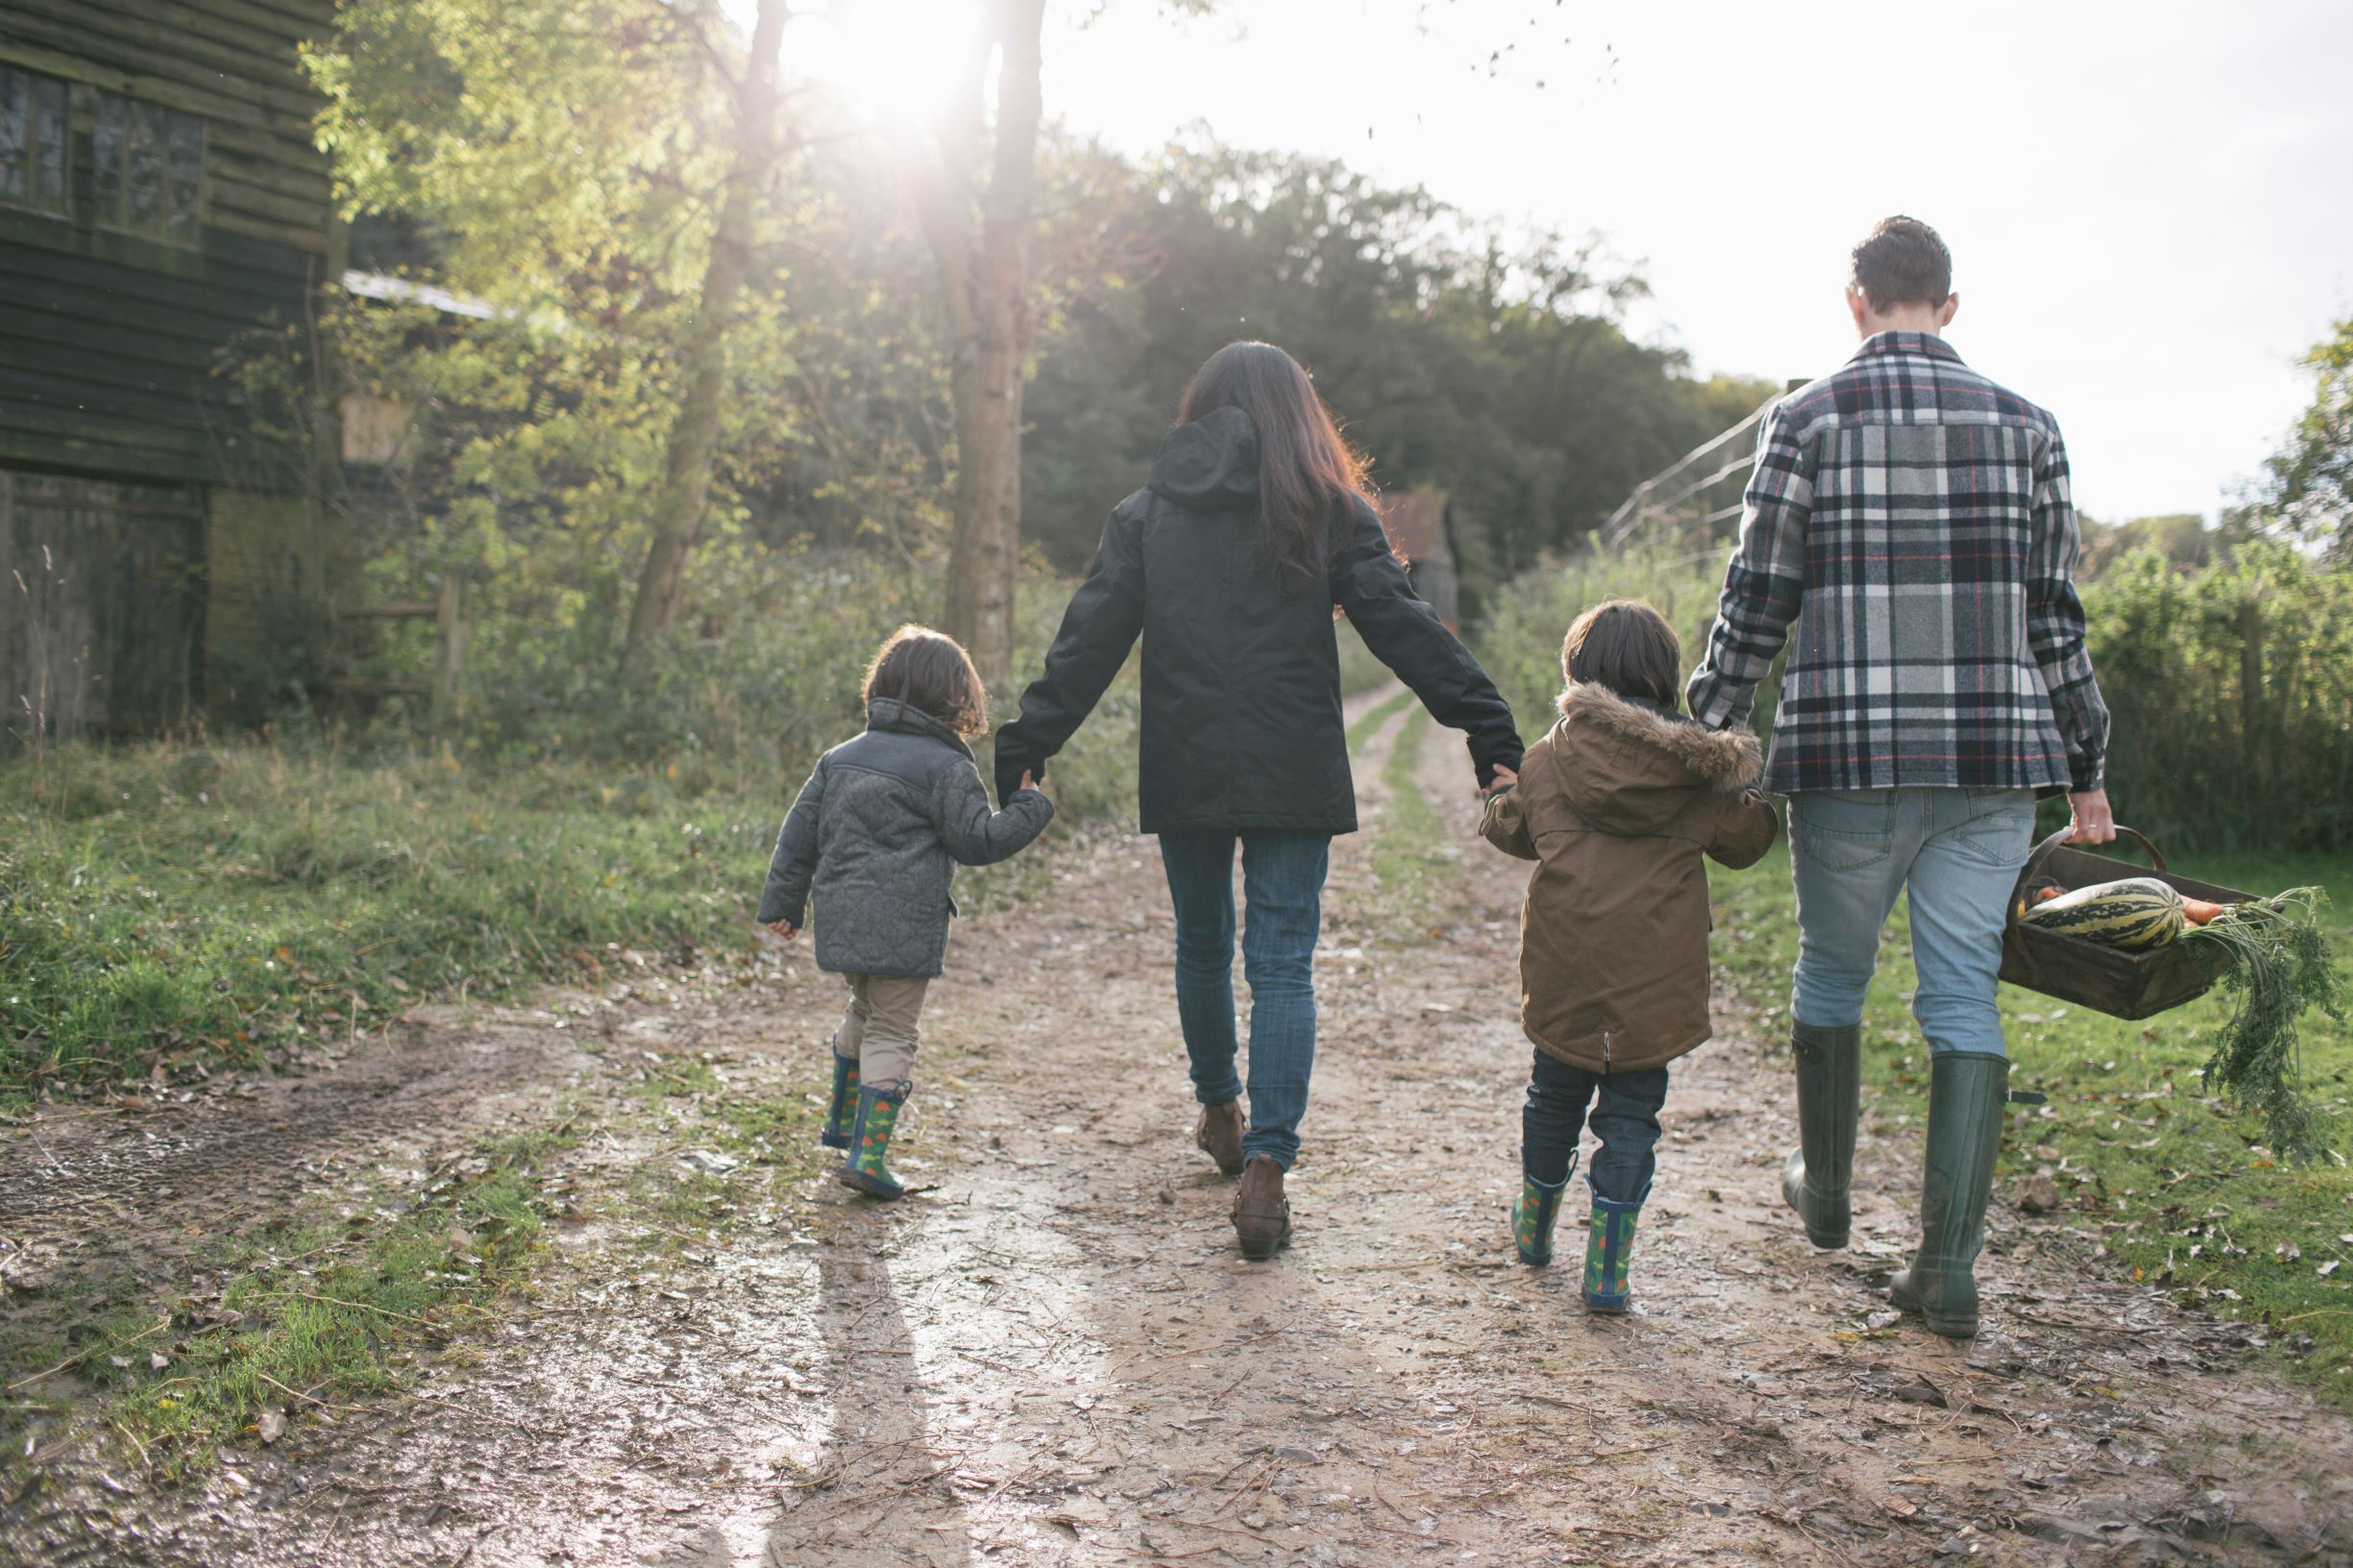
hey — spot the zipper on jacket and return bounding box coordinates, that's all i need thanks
[1602,1029,1612,1069]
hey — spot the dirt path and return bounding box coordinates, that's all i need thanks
[7,689,2353,1567]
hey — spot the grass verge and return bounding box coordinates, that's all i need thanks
[0,699,1140,1107]
[1,1119,572,1488]
[1709,845,2353,1408]
[1366,707,1464,932]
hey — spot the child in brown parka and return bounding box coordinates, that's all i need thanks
[1480,600,1778,1312]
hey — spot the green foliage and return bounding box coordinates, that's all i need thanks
[2265,315,2353,559]
[2086,544,2353,852]
[2185,890,2346,1161]
[1019,140,1777,607]
[1475,545,1752,740]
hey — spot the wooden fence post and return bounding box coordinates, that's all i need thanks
[431,576,469,733]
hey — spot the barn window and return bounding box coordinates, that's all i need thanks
[91,90,204,245]
[0,66,68,215]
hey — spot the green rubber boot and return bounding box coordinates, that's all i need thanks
[1890,1051,2009,1339]
[838,1079,911,1201]
[1513,1171,1569,1266]
[820,1050,860,1151]
[1782,1020,1861,1248]
[1581,1193,1643,1314]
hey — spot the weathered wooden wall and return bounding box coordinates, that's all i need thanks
[0,470,206,740]
[0,0,336,486]
[0,0,338,736]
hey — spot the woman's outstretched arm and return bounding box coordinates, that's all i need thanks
[1330,498,1524,788]
[993,504,1146,804]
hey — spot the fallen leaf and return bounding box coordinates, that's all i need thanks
[257,1409,286,1445]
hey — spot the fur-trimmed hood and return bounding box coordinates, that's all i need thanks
[1553,682,1763,838]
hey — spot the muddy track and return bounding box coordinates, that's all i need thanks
[6,689,2353,1567]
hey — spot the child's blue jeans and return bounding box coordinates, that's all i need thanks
[1158,830,1331,1171]
[1523,1050,1669,1205]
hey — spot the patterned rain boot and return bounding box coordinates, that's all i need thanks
[838,1079,912,1201]
[1891,1051,2009,1339]
[1782,1020,1861,1248]
[1581,1192,1644,1314]
[820,1050,860,1151]
[1513,1151,1576,1266]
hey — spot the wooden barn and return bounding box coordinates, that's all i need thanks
[0,0,339,744]
[1376,484,1461,629]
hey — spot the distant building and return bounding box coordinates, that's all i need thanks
[0,2,339,742]
[1377,484,1460,629]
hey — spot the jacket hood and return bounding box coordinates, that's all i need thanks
[1145,406,1260,511]
[867,697,972,755]
[1555,682,1761,836]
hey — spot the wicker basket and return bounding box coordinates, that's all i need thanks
[1997,827,2247,1020]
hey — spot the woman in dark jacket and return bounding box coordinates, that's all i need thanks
[994,341,1524,1258]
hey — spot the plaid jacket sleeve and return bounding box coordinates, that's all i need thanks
[2023,429,2110,791]
[1686,402,1812,730]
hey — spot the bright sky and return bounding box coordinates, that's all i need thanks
[816,0,2353,523]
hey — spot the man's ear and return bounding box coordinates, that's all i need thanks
[1846,284,1869,332]
[1938,292,1960,330]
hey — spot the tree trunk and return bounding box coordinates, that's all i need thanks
[923,0,1045,698]
[624,0,788,660]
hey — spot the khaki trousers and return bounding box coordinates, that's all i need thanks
[833,973,928,1087]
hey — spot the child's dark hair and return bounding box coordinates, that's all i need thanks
[1559,599,1683,713]
[862,625,989,736]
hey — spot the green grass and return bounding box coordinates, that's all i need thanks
[0,746,770,1104]
[2,1121,571,1484]
[0,706,1140,1105]
[1708,845,2353,1406]
[1346,687,1414,751]
[1367,707,1460,929]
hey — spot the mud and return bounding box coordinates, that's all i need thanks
[5,689,2351,1566]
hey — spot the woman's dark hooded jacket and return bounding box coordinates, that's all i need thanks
[994,407,1524,834]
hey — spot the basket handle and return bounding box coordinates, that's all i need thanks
[2011,824,2169,913]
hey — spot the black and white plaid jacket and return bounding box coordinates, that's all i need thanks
[1686,331,2109,796]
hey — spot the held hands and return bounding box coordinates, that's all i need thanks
[1020,771,1038,794]
[764,919,798,941]
[2066,787,2117,845]
[1482,764,1518,800]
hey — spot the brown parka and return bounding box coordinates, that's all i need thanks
[1479,683,1780,1074]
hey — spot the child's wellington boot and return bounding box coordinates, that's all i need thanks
[821,1050,860,1151]
[839,1079,912,1200]
[1581,1192,1644,1314]
[1513,1173,1568,1265]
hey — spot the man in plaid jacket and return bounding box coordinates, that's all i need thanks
[1685,216,2114,1340]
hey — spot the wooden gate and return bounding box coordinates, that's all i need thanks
[1,470,207,744]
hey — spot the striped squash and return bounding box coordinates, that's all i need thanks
[2019,876,2186,950]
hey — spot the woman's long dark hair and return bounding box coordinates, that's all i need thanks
[1177,341,1376,591]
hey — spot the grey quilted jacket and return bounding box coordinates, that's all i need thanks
[756,698,1054,978]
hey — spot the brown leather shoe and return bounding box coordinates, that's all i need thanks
[1194,1099,1245,1177]
[1233,1155,1292,1260]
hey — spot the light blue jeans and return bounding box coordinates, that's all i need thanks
[1789,788,2037,1057]
[1158,831,1331,1170]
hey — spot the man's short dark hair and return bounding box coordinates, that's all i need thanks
[1851,216,1951,311]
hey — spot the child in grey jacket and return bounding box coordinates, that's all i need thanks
[758,625,1054,1199]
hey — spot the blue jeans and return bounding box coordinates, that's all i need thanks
[1158,831,1331,1170]
[1789,787,2037,1057]
[1523,1052,1668,1205]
